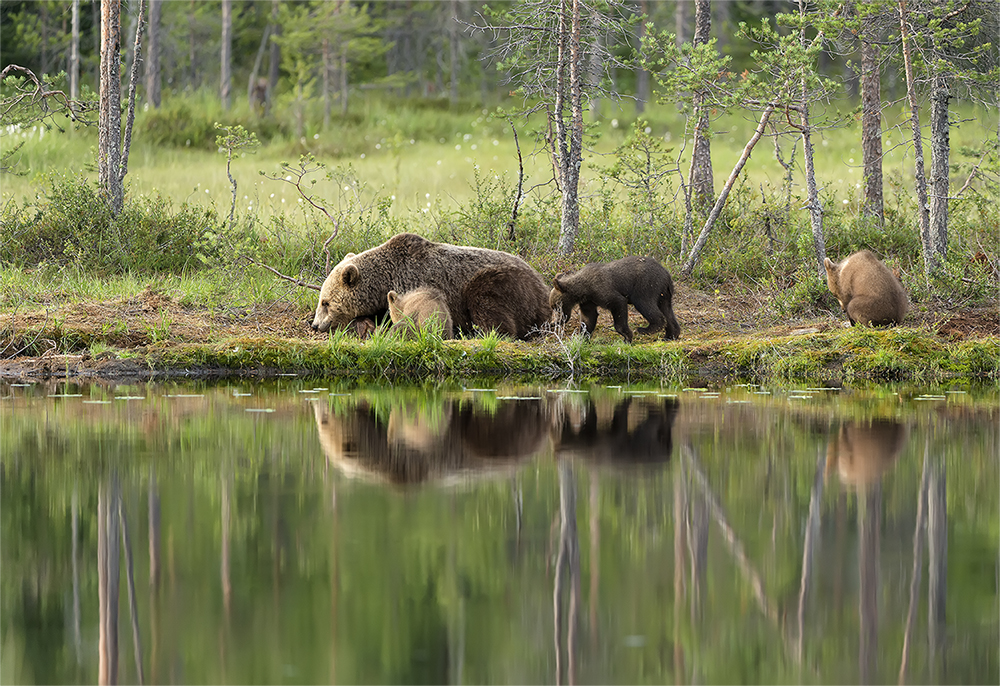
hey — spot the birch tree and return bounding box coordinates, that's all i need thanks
[476,0,636,254]
[896,0,998,276]
[98,0,146,216]
[644,18,838,277]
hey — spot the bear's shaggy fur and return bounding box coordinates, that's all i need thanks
[311,233,550,339]
[824,250,908,326]
[549,255,681,343]
[387,287,454,339]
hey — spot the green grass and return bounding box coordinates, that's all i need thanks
[3,94,996,225]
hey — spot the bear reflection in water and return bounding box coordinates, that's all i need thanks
[553,395,679,469]
[826,419,909,488]
[311,398,551,486]
[311,394,679,485]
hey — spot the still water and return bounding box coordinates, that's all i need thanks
[1,379,997,685]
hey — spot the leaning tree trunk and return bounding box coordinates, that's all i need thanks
[688,0,714,213]
[221,0,232,110]
[899,0,934,277]
[682,105,774,276]
[99,0,124,214]
[146,0,161,108]
[860,15,884,225]
[929,72,950,263]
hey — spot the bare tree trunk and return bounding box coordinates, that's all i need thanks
[898,441,929,685]
[929,73,950,262]
[340,49,349,116]
[799,0,826,279]
[323,38,332,129]
[70,0,81,100]
[795,447,826,664]
[682,105,774,276]
[674,0,688,47]
[553,460,579,685]
[688,0,714,213]
[927,452,947,680]
[860,10,884,224]
[450,0,460,105]
[99,478,121,685]
[221,0,232,110]
[267,0,281,115]
[899,0,934,278]
[99,0,124,213]
[859,484,881,684]
[145,0,160,107]
[635,0,649,114]
[188,0,197,88]
[555,0,585,255]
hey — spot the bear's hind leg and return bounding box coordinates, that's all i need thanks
[633,296,667,336]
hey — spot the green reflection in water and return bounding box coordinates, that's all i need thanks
[1,380,997,684]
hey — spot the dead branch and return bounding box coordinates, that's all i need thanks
[244,256,321,290]
[507,120,525,241]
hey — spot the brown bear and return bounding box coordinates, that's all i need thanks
[311,232,550,339]
[826,419,909,489]
[824,250,908,326]
[549,255,681,343]
[386,287,454,338]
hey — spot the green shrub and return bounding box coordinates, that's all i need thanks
[0,174,221,273]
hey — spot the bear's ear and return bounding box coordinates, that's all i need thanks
[342,264,360,287]
[553,274,566,291]
[823,257,836,272]
[387,290,398,304]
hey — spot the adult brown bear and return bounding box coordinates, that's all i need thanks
[824,250,908,326]
[311,233,550,339]
[549,255,681,342]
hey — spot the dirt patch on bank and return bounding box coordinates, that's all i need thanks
[1,284,997,382]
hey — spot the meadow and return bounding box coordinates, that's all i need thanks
[1,93,997,384]
[3,93,996,226]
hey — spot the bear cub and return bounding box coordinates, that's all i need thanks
[549,256,681,343]
[824,250,908,326]
[387,287,454,338]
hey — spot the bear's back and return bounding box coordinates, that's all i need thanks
[838,250,908,323]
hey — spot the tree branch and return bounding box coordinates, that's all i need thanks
[244,256,322,291]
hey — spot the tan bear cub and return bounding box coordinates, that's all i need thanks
[549,255,681,343]
[387,287,454,338]
[824,250,908,326]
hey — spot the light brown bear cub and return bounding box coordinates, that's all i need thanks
[824,250,908,326]
[387,287,454,338]
[549,256,681,343]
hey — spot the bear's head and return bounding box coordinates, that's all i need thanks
[823,256,843,306]
[312,252,365,332]
[386,290,403,323]
[548,272,579,323]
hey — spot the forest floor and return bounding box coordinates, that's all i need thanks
[1,282,997,384]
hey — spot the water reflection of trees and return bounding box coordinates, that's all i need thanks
[2,384,995,684]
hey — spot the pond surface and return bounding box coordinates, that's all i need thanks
[1,379,997,685]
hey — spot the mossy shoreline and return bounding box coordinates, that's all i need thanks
[4,326,997,386]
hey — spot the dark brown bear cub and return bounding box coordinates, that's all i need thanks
[824,250,908,326]
[549,256,681,343]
